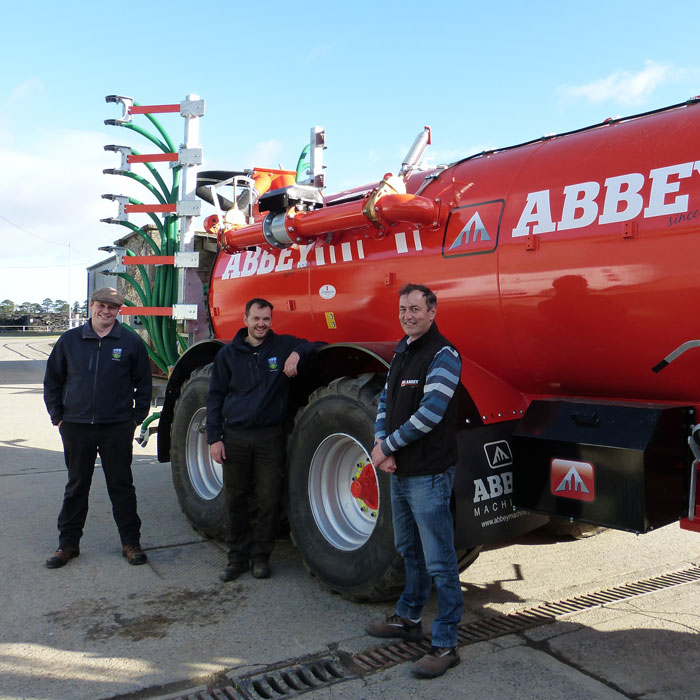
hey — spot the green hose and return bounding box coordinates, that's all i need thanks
[105,98,195,375]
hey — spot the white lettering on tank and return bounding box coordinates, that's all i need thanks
[240,248,260,277]
[341,242,353,261]
[221,254,241,280]
[558,182,600,230]
[275,248,294,272]
[395,231,408,253]
[315,246,326,266]
[356,240,365,259]
[413,229,423,250]
[598,173,644,224]
[512,190,556,237]
[644,161,696,218]
[329,245,337,264]
[297,243,314,268]
[257,249,276,275]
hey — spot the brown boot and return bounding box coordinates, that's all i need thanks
[366,613,423,641]
[411,646,460,678]
[46,547,80,569]
[122,544,147,565]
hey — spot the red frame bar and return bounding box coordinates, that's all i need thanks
[125,203,177,214]
[129,104,180,115]
[119,307,173,316]
[121,256,175,265]
[127,153,178,163]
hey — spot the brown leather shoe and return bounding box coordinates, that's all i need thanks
[122,544,147,565]
[411,646,460,678]
[46,547,80,569]
[366,613,424,641]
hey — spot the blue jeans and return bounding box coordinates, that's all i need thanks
[391,465,463,648]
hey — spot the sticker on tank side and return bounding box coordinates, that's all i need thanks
[319,284,336,299]
[442,200,504,258]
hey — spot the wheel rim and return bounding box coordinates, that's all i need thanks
[307,433,379,551]
[185,406,222,500]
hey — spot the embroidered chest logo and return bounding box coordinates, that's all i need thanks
[112,348,123,361]
[401,379,420,387]
[268,356,278,371]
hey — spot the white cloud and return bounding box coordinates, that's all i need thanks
[558,60,677,106]
[243,139,286,169]
[300,43,335,63]
[8,77,45,104]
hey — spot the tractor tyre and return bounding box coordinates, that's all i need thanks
[170,364,226,539]
[286,373,480,602]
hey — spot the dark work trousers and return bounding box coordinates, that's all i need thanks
[222,424,285,565]
[57,421,141,549]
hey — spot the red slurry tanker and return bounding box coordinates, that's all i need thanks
[158,99,700,601]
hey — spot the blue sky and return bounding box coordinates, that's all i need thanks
[1,0,699,305]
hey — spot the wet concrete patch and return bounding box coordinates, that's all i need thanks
[45,584,248,642]
[44,542,245,642]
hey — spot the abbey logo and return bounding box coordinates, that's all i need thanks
[442,199,504,258]
[550,458,595,502]
[483,440,513,469]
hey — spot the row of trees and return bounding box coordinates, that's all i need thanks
[0,299,88,317]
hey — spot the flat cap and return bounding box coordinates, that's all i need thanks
[90,287,124,306]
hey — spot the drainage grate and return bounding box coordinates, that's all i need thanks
[166,565,700,698]
[166,654,357,700]
[352,564,700,671]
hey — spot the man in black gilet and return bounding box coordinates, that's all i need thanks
[366,283,463,679]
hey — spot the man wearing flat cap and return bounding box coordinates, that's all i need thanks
[43,287,152,569]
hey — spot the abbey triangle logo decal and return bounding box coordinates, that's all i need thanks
[483,440,513,469]
[550,458,595,502]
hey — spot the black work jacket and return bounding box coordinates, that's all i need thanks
[385,323,459,476]
[206,328,322,442]
[43,320,152,425]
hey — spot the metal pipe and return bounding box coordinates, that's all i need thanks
[220,193,439,252]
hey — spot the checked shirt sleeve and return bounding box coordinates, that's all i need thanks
[380,346,461,456]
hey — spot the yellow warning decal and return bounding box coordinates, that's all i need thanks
[325,312,337,329]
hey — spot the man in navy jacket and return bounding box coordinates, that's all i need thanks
[43,287,152,569]
[207,297,322,582]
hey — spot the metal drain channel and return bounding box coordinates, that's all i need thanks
[168,565,700,699]
[167,654,356,700]
[353,564,700,672]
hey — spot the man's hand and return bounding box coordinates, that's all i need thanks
[371,441,397,473]
[210,440,226,464]
[376,454,397,473]
[283,351,301,377]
